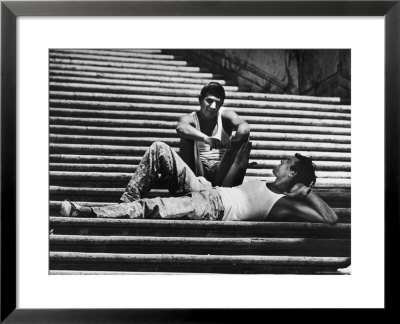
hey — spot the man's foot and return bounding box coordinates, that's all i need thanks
[60,200,94,218]
[337,265,351,275]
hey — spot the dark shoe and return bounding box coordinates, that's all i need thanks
[60,200,93,218]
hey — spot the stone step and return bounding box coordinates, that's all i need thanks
[49,144,351,161]
[49,103,350,120]
[49,57,205,73]
[49,110,349,128]
[117,49,164,53]
[49,107,350,125]
[50,51,193,67]
[49,125,351,144]
[49,66,342,104]
[49,163,350,178]
[50,90,349,110]
[49,269,342,275]
[49,173,350,188]
[51,270,203,275]
[49,187,351,206]
[54,270,341,274]
[49,134,350,152]
[49,65,227,85]
[115,49,163,52]
[49,251,351,274]
[49,61,220,79]
[49,234,350,257]
[49,75,240,91]
[50,82,347,106]
[49,119,350,135]
[51,116,176,129]
[53,49,180,60]
[49,155,352,171]
[50,97,350,115]
[49,171,350,188]
[49,204,351,224]
[49,67,343,105]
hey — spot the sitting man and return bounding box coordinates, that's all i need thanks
[176,82,251,187]
[60,141,338,224]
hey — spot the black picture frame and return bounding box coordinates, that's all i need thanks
[1,0,399,322]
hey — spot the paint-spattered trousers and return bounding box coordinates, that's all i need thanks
[92,142,224,220]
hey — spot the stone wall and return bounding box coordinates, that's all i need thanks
[297,50,351,101]
[173,49,350,101]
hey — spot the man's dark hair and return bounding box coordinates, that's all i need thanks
[290,153,317,187]
[199,82,226,103]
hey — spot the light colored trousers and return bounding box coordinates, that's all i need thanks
[92,142,224,220]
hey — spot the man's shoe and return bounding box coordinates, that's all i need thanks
[60,200,93,218]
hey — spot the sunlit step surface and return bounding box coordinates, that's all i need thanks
[49,105,350,120]
[50,65,228,85]
[49,134,350,152]
[49,217,351,237]
[50,91,349,111]
[49,144,352,161]
[50,97,349,113]
[49,125,351,144]
[49,155,351,171]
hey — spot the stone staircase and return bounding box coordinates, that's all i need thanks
[49,49,351,274]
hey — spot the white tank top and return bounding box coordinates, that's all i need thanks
[194,110,230,164]
[217,180,284,221]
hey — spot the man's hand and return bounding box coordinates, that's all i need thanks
[229,132,247,150]
[204,136,223,150]
[233,141,256,169]
[284,183,311,199]
[204,136,232,150]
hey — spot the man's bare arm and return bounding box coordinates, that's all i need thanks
[176,114,223,148]
[222,110,250,147]
[221,142,253,187]
[303,191,339,224]
[273,186,338,224]
[176,114,206,141]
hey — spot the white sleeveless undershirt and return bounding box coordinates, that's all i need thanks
[216,180,284,221]
[194,110,230,164]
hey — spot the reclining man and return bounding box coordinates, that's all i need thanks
[61,141,338,224]
[176,82,251,187]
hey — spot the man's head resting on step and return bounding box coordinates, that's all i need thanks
[198,82,226,119]
[273,153,317,189]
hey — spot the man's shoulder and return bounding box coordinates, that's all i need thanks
[221,109,238,119]
[179,112,196,122]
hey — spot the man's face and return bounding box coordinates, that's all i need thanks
[272,156,299,180]
[199,94,223,119]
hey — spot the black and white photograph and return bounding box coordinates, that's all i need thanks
[48,49,351,275]
[3,1,396,317]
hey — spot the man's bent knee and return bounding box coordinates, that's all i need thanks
[150,141,171,151]
[149,141,175,157]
